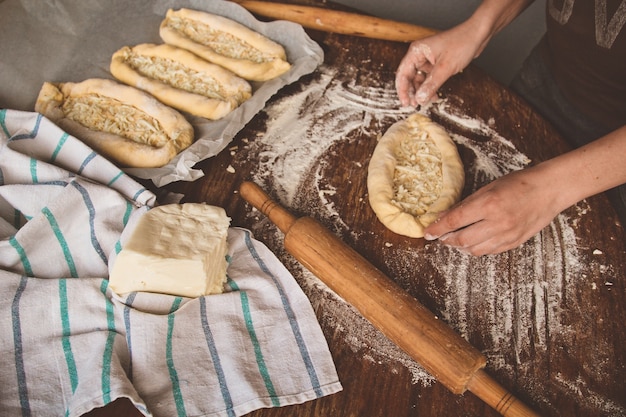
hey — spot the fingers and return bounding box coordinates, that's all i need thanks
[434,224,509,256]
[423,196,537,256]
[423,198,508,256]
[414,73,439,105]
[424,201,482,241]
[396,67,438,108]
[395,42,437,107]
[395,60,422,107]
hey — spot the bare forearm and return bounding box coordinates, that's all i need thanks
[540,125,626,211]
[464,0,536,54]
[473,0,535,30]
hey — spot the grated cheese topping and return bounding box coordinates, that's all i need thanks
[391,127,443,216]
[166,16,273,63]
[62,95,169,147]
[124,52,245,102]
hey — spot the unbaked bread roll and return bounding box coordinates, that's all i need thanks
[35,78,194,168]
[367,113,465,238]
[110,43,252,120]
[159,8,291,82]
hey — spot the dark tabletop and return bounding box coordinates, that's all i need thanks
[86,1,626,416]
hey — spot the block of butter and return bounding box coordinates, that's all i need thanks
[109,203,231,297]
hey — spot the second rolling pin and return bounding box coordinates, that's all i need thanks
[231,1,437,42]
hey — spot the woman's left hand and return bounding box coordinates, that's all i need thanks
[424,166,563,255]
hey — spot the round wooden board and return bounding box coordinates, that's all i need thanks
[96,15,626,417]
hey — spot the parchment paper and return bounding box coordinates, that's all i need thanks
[0,0,324,187]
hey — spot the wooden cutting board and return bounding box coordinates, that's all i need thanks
[88,4,626,416]
[161,30,626,417]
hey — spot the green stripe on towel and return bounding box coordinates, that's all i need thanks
[29,158,38,184]
[9,237,33,277]
[0,109,9,137]
[108,171,124,187]
[228,278,279,406]
[167,297,187,417]
[50,133,68,163]
[100,280,115,404]
[59,279,79,394]
[42,207,77,278]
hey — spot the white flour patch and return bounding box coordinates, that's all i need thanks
[253,69,412,206]
[243,64,608,410]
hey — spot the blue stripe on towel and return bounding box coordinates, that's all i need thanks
[9,113,41,141]
[12,275,31,417]
[40,179,69,187]
[70,181,107,265]
[242,230,324,398]
[199,296,236,417]
[50,133,69,163]
[42,207,77,278]
[59,279,79,395]
[227,278,279,406]
[166,297,187,417]
[100,280,115,404]
[132,189,147,202]
[9,237,33,277]
[78,152,97,175]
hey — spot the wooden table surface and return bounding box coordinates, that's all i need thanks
[88,1,626,416]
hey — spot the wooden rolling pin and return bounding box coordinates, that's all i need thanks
[239,181,541,417]
[231,1,438,42]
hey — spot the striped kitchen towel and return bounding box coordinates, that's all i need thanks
[0,109,342,417]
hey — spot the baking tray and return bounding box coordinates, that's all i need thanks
[0,0,324,186]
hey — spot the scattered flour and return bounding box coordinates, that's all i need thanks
[240,64,621,413]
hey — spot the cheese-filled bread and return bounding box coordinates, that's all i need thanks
[110,43,252,120]
[35,78,194,168]
[160,8,291,82]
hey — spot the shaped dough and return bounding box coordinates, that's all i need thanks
[160,8,291,82]
[367,113,464,238]
[110,43,252,120]
[35,78,194,168]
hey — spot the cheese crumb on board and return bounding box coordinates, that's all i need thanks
[109,203,231,297]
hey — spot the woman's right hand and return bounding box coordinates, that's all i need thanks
[395,20,489,107]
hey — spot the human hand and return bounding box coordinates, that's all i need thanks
[395,23,490,107]
[423,167,564,255]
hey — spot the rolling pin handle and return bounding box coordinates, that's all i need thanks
[467,369,541,417]
[239,181,297,234]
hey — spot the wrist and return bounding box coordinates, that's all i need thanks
[523,160,581,216]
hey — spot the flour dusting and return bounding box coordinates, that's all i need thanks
[253,70,412,206]
[240,64,621,414]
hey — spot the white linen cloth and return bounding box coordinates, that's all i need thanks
[0,109,342,417]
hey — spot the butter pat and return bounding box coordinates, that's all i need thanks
[109,203,231,297]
